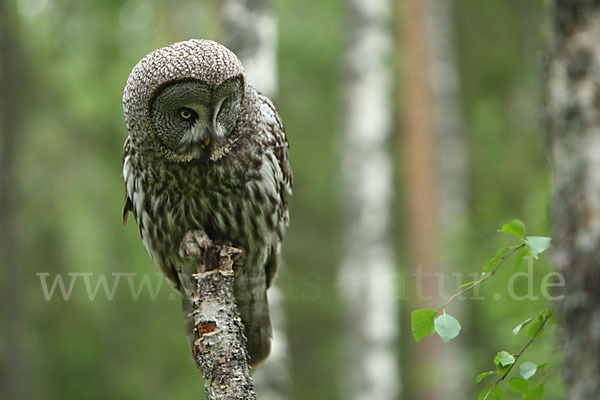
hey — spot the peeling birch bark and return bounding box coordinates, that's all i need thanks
[179,231,256,400]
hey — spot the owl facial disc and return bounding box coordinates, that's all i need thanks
[149,77,243,161]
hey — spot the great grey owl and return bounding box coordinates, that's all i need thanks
[121,39,292,365]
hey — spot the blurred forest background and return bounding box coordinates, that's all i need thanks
[0,0,568,399]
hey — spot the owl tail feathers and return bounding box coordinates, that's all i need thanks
[244,314,272,367]
[181,295,201,370]
[179,291,273,369]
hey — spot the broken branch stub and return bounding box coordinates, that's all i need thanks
[179,230,256,400]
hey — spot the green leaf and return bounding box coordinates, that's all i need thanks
[476,371,496,383]
[536,362,549,371]
[483,247,511,272]
[528,309,551,337]
[523,384,544,400]
[527,319,546,338]
[460,280,477,288]
[478,386,492,400]
[524,236,552,259]
[495,364,510,376]
[434,313,461,342]
[511,249,527,271]
[519,362,538,379]
[509,377,530,394]
[494,351,516,367]
[499,219,526,237]
[478,385,505,400]
[513,317,534,335]
[411,309,437,342]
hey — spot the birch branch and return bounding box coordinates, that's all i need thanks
[179,230,257,400]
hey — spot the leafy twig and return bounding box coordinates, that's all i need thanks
[482,311,553,400]
[438,244,525,313]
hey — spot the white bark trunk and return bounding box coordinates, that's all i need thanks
[220,2,291,399]
[250,286,291,400]
[339,0,399,398]
[546,2,600,398]
[221,0,278,98]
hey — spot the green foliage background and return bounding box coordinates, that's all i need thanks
[3,0,563,398]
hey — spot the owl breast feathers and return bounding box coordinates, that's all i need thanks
[121,39,292,365]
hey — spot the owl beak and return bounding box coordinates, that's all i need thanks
[206,116,222,144]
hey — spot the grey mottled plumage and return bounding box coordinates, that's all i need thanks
[122,39,292,365]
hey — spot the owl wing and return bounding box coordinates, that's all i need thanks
[257,93,293,198]
[257,93,292,288]
[122,136,134,226]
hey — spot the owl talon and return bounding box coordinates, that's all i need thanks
[179,230,212,261]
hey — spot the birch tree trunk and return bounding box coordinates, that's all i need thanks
[0,2,26,399]
[221,0,278,98]
[546,1,600,398]
[339,0,399,399]
[220,2,291,398]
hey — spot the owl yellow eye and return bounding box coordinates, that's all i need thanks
[178,108,195,120]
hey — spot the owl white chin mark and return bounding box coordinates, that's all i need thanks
[176,123,230,161]
[184,146,206,160]
[177,122,209,148]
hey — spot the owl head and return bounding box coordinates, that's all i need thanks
[123,39,247,162]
